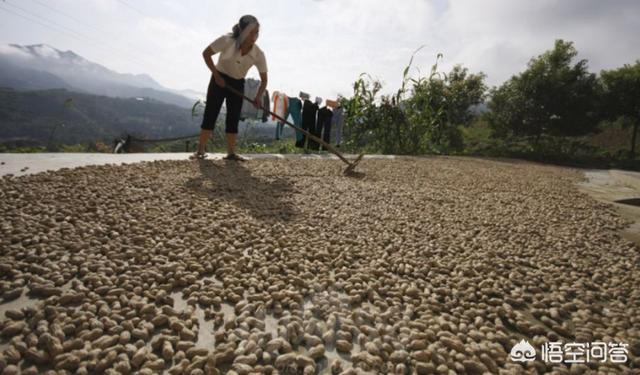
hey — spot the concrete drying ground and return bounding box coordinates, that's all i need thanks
[0,154,639,374]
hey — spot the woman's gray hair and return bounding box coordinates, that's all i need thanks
[232,15,259,48]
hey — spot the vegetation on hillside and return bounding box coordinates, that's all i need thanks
[338,40,639,170]
[0,88,198,147]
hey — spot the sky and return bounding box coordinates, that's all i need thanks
[1,0,639,101]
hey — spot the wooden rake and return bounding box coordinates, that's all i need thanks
[226,86,364,175]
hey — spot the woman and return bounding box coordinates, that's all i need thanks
[192,15,268,160]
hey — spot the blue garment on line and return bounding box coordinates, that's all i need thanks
[287,97,303,142]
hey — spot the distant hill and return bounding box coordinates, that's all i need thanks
[175,88,206,102]
[0,88,199,145]
[0,44,279,148]
[0,44,194,108]
[0,60,72,91]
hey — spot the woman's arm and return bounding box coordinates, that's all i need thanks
[203,47,225,87]
[254,71,268,108]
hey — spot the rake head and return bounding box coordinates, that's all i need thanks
[343,154,365,175]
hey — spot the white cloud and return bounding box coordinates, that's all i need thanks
[33,44,61,59]
[437,0,640,86]
[0,44,32,59]
[1,0,639,99]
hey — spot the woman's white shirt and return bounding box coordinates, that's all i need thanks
[209,34,267,80]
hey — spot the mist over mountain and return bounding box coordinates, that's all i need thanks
[0,44,196,108]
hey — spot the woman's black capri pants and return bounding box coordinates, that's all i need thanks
[201,72,245,134]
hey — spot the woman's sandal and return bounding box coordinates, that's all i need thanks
[189,152,208,160]
[223,154,246,162]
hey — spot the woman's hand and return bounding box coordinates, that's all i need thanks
[213,73,226,88]
[252,96,262,109]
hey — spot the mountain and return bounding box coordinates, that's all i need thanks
[173,88,206,102]
[0,44,277,148]
[0,87,285,149]
[0,88,199,145]
[0,59,72,91]
[0,44,193,108]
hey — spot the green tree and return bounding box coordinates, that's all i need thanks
[600,61,640,157]
[488,40,600,144]
[404,65,486,153]
[341,74,383,152]
[342,53,486,155]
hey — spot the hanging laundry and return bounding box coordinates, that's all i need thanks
[325,99,339,108]
[332,105,345,147]
[317,106,333,151]
[307,97,323,150]
[287,96,303,144]
[272,91,289,120]
[272,91,289,140]
[299,98,319,149]
[261,90,270,122]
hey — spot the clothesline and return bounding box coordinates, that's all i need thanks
[270,90,345,150]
